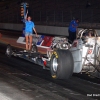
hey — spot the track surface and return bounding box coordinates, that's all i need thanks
[0,30,100,100]
[0,47,100,100]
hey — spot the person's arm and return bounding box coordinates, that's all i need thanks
[71,20,78,28]
[33,27,38,36]
[74,22,78,38]
[24,10,28,22]
[72,22,78,28]
[32,22,37,36]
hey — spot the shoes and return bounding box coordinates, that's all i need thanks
[23,50,32,58]
[23,50,29,52]
[24,50,27,52]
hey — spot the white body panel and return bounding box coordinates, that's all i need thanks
[70,39,83,73]
[70,29,100,73]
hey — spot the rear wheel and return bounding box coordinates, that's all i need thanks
[50,49,74,79]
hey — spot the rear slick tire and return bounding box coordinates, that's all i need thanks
[50,49,74,79]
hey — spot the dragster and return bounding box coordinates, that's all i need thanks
[5,29,100,79]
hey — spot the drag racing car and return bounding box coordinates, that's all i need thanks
[5,29,100,79]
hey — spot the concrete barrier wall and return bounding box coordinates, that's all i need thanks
[0,23,69,36]
[0,23,100,36]
[0,23,23,31]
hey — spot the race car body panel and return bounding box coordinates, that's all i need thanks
[17,34,69,50]
[70,39,83,73]
[70,29,100,75]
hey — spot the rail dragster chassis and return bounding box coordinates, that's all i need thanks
[5,29,100,79]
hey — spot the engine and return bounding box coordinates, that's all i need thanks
[51,37,70,50]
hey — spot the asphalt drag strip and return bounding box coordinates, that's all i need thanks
[0,54,100,100]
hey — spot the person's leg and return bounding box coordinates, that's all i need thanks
[72,32,76,42]
[25,35,29,50]
[68,30,73,43]
[29,35,33,50]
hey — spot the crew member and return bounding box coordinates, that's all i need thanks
[68,18,79,43]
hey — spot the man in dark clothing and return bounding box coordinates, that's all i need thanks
[68,18,79,43]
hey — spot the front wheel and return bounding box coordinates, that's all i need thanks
[5,44,12,57]
[50,49,74,79]
[31,44,38,53]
